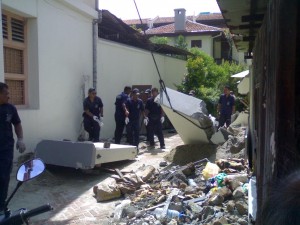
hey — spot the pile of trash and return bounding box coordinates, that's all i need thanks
[93,156,249,225]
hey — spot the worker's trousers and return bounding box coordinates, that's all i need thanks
[126,120,140,148]
[83,118,100,142]
[114,115,126,144]
[148,120,165,147]
[0,152,13,211]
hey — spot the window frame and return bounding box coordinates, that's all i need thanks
[2,10,28,107]
[191,39,202,48]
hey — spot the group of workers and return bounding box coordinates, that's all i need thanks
[82,86,165,151]
[82,84,236,148]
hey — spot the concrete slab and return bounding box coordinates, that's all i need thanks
[160,88,215,144]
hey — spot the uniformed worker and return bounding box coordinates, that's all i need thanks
[114,86,131,144]
[125,88,145,150]
[217,85,235,128]
[0,82,26,213]
[144,87,165,149]
[83,88,103,142]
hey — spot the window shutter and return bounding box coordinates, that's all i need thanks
[11,18,24,42]
[5,79,25,105]
[4,47,24,74]
[2,14,8,39]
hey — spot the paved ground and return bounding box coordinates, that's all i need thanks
[7,131,183,225]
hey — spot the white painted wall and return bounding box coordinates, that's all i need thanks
[1,0,97,159]
[97,39,187,138]
[232,44,245,64]
[167,35,214,57]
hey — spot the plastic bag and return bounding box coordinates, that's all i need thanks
[202,162,220,180]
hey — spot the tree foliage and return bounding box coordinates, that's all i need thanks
[174,35,188,50]
[149,36,169,45]
[176,48,247,115]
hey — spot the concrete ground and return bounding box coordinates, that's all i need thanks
[6,131,184,225]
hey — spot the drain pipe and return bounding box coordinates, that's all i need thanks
[93,0,102,90]
[212,32,222,60]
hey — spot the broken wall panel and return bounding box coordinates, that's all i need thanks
[160,88,214,144]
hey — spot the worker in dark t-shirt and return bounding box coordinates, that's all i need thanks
[83,88,103,142]
[114,86,131,144]
[145,87,165,149]
[0,82,26,212]
[125,88,144,150]
[217,85,235,128]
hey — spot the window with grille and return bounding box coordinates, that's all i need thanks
[2,10,27,106]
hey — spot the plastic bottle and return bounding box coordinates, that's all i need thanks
[188,179,197,187]
[153,208,185,220]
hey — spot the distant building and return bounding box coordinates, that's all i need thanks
[124,9,245,64]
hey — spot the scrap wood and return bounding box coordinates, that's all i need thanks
[115,168,125,180]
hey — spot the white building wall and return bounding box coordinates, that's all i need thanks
[167,35,214,57]
[1,0,98,159]
[232,44,245,64]
[97,39,187,138]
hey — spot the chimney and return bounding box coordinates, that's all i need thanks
[174,8,186,32]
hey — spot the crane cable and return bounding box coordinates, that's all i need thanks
[132,0,213,130]
[132,0,173,110]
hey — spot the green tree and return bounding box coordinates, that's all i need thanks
[149,36,169,45]
[176,48,247,115]
[175,35,188,50]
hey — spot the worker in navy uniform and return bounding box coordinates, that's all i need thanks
[0,82,26,213]
[83,88,103,142]
[125,88,145,150]
[144,87,165,149]
[217,85,235,128]
[114,86,131,144]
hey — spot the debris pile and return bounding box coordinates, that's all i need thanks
[92,127,249,225]
[94,162,249,224]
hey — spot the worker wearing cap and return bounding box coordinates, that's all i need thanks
[114,86,131,144]
[217,85,235,128]
[125,88,145,150]
[144,87,165,149]
[83,88,103,142]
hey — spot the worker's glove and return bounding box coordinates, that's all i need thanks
[125,117,129,125]
[144,117,149,126]
[160,116,165,124]
[16,138,26,153]
[93,115,99,121]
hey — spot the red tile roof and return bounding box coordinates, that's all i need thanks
[123,13,224,25]
[145,20,221,35]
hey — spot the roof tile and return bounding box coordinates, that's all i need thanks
[145,20,221,35]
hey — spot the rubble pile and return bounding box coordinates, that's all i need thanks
[94,161,249,224]
[92,127,249,225]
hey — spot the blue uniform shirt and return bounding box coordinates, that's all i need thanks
[83,96,103,118]
[115,92,129,118]
[126,98,144,121]
[145,97,162,121]
[218,94,235,115]
[0,103,21,150]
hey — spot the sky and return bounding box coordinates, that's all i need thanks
[98,0,221,20]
